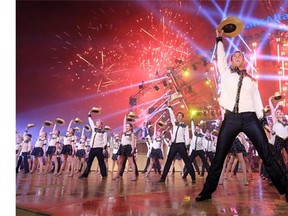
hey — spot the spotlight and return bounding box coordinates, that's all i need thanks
[162,79,167,87]
[154,85,160,92]
[129,96,137,106]
[139,81,144,90]
[192,63,197,71]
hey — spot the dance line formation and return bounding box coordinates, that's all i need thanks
[16,17,288,203]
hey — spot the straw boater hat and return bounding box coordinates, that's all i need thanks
[27,123,35,128]
[84,125,91,131]
[74,117,83,124]
[43,120,53,127]
[127,111,138,118]
[104,125,111,131]
[211,129,219,136]
[217,16,244,38]
[157,120,166,127]
[273,91,284,101]
[91,107,101,113]
[263,105,271,114]
[169,92,182,103]
[55,118,65,125]
[127,111,138,122]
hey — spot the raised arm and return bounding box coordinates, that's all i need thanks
[123,114,127,133]
[88,111,95,128]
[167,106,176,127]
[67,119,73,132]
[52,123,57,133]
[216,30,229,76]
[38,125,45,137]
[153,123,157,140]
[191,119,195,135]
[268,95,277,124]
[81,127,85,137]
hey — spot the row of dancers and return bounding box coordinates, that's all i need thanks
[16,99,287,186]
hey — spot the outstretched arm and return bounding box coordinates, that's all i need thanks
[216,29,228,76]
[191,119,195,135]
[88,110,95,128]
[38,125,45,136]
[67,119,73,132]
[167,106,176,128]
[123,114,127,133]
[268,95,277,124]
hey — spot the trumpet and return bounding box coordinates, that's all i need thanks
[55,118,65,126]
[43,120,53,127]
[84,125,91,131]
[91,107,101,114]
[74,117,83,124]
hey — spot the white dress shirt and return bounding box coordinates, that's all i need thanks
[217,41,264,119]
[168,107,190,145]
[88,117,108,148]
[273,121,288,140]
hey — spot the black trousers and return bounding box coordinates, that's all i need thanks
[183,150,210,178]
[83,147,107,177]
[199,110,288,196]
[161,142,195,181]
[16,152,29,173]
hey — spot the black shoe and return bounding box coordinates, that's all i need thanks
[195,193,212,202]
[159,178,165,182]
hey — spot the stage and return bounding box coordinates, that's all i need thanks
[16,171,288,216]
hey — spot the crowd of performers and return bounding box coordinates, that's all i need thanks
[16,95,287,188]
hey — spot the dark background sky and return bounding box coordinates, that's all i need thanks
[16,0,287,138]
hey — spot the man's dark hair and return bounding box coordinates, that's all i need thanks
[177,112,184,118]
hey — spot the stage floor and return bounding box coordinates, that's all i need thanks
[16,171,288,216]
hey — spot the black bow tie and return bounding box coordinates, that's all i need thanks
[230,67,247,75]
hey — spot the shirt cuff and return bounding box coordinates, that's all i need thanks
[216,37,223,43]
